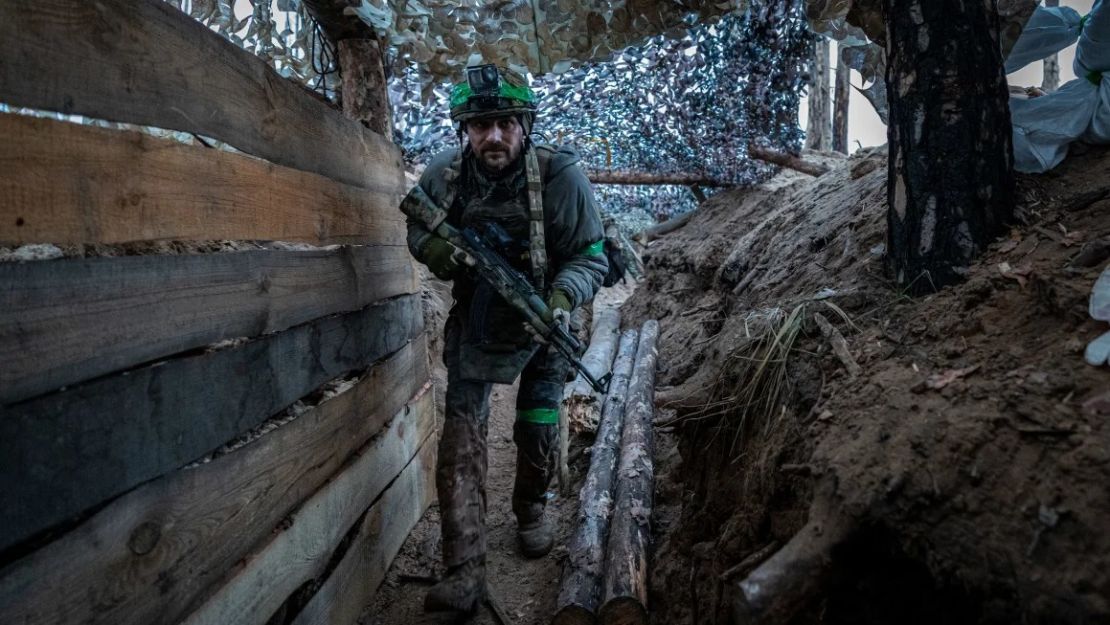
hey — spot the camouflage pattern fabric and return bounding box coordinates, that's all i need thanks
[437,290,570,567]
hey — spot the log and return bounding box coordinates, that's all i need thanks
[563,308,622,434]
[0,339,428,625]
[554,329,641,625]
[0,243,416,405]
[588,171,734,187]
[747,146,830,177]
[0,113,405,246]
[0,294,421,554]
[599,320,660,625]
[181,389,436,625]
[0,0,403,189]
[732,501,854,625]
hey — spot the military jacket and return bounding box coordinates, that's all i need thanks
[404,144,608,383]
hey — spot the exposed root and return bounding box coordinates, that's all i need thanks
[731,491,856,625]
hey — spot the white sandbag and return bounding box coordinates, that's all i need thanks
[1011,0,1109,173]
[1011,79,1099,172]
[1004,5,1083,74]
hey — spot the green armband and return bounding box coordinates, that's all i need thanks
[579,240,604,256]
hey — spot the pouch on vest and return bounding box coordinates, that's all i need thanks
[459,281,538,384]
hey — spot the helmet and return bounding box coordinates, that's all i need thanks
[449,63,537,124]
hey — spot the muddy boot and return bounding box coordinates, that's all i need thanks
[517,511,554,558]
[424,557,486,614]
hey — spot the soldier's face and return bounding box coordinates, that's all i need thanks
[466,115,523,173]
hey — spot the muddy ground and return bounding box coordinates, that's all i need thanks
[624,145,1110,624]
[368,279,635,625]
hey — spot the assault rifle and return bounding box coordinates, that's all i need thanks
[401,185,612,394]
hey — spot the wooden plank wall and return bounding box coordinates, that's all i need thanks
[0,1,434,624]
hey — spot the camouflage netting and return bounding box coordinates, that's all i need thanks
[391,0,811,228]
[167,0,1035,228]
[165,0,342,97]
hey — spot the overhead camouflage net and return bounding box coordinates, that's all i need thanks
[391,0,811,229]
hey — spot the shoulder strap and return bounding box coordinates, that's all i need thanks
[441,148,464,219]
[525,146,547,290]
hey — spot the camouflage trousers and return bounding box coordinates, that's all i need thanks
[437,312,570,567]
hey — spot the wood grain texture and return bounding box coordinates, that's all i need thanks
[0,339,429,625]
[0,113,405,246]
[0,294,422,553]
[0,0,403,189]
[555,329,640,625]
[0,242,417,405]
[181,389,436,625]
[289,412,437,625]
[600,321,659,625]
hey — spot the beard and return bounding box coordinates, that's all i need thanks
[476,143,520,173]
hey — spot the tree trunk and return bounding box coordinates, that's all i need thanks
[599,321,659,625]
[805,38,832,151]
[884,0,1015,294]
[554,329,640,625]
[1041,0,1061,92]
[833,43,851,154]
[337,39,392,137]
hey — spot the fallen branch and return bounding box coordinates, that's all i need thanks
[599,321,660,625]
[636,209,697,244]
[813,312,860,378]
[554,329,641,625]
[748,145,830,177]
[589,171,734,187]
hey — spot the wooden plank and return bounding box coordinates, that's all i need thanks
[0,294,422,554]
[0,0,404,190]
[289,414,436,625]
[181,389,437,625]
[0,241,417,405]
[0,339,429,625]
[0,113,406,246]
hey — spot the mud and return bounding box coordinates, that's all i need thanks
[625,145,1110,624]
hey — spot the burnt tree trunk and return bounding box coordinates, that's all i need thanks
[599,321,659,625]
[1041,0,1061,92]
[554,329,640,625]
[833,43,851,154]
[884,0,1015,293]
[805,38,832,151]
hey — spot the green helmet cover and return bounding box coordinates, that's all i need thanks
[449,65,537,122]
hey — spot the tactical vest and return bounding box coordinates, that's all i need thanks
[440,145,551,291]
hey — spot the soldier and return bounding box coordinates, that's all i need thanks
[401,62,608,614]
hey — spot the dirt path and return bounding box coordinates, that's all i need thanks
[368,281,637,625]
[366,377,580,625]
